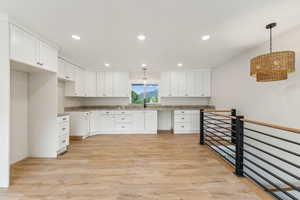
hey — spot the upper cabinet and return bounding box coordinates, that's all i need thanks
[97,72,129,97]
[160,70,211,97]
[85,71,97,97]
[10,24,58,73]
[58,58,76,81]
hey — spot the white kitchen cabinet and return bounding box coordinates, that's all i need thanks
[174,110,200,134]
[202,70,211,97]
[96,72,105,97]
[113,72,129,97]
[100,111,115,132]
[160,72,171,97]
[145,111,158,133]
[64,61,75,81]
[65,67,86,97]
[58,58,76,81]
[57,115,70,154]
[85,71,97,97]
[96,72,129,97]
[170,72,186,97]
[160,70,211,97]
[132,111,145,132]
[88,110,158,134]
[104,72,113,97]
[10,24,58,72]
[68,112,90,137]
[10,24,38,67]
[39,41,58,72]
[57,59,65,79]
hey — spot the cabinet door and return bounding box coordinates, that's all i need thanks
[132,111,145,132]
[96,72,105,97]
[145,111,157,132]
[85,71,97,97]
[64,62,75,81]
[104,72,113,97]
[186,71,203,97]
[113,72,129,97]
[160,72,171,97]
[90,111,102,134]
[202,70,211,97]
[57,59,65,79]
[69,112,90,136]
[39,41,58,72]
[10,25,39,67]
[74,67,85,96]
[171,72,186,97]
[100,114,114,132]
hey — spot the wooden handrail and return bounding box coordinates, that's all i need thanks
[203,109,232,113]
[204,112,236,120]
[241,118,300,134]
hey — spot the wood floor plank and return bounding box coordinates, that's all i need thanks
[0,134,267,200]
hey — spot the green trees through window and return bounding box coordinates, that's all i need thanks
[131,84,159,104]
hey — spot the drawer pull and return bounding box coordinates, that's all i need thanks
[121,118,125,120]
[181,126,184,128]
[62,118,67,121]
[62,128,66,131]
[182,118,184,120]
[62,140,66,143]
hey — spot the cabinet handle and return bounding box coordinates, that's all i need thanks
[40,63,44,66]
[62,140,66,143]
[182,118,184,120]
[62,128,66,131]
[62,118,67,121]
[121,118,125,120]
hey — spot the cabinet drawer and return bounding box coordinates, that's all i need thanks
[58,116,69,123]
[59,137,68,149]
[174,123,190,131]
[115,123,131,131]
[174,115,191,123]
[115,111,131,115]
[115,115,131,123]
[99,110,114,115]
[174,110,188,115]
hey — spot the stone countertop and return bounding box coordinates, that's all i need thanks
[57,113,70,117]
[64,105,214,112]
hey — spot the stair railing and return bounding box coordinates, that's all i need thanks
[200,109,300,200]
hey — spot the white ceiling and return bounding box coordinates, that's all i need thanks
[1,0,300,71]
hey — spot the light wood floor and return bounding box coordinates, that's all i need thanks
[0,134,268,200]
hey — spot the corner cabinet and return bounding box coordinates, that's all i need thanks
[10,24,58,73]
[160,70,211,98]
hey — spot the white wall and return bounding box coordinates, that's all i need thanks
[211,25,300,129]
[211,25,300,183]
[10,70,28,164]
[0,14,10,188]
[28,72,58,158]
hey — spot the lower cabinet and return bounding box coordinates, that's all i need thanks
[68,112,90,137]
[57,115,70,154]
[89,110,158,135]
[174,110,200,134]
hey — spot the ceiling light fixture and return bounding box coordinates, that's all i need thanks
[138,34,146,41]
[177,63,183,67]
[142,64,147,67]
[104,63,110,67]
[202,35,210,41]
[250,23,295,82]
[72,35,81,40]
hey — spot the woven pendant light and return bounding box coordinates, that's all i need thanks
[250,23,295,82]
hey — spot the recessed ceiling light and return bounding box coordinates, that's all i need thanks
[202,35,210,41]
[142,64,147,67]
[72,35,81,40]
[177,63,183,67]
[104,63,110,67]
[138,34,146,41]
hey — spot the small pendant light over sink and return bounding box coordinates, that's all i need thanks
[250,23,295,82]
